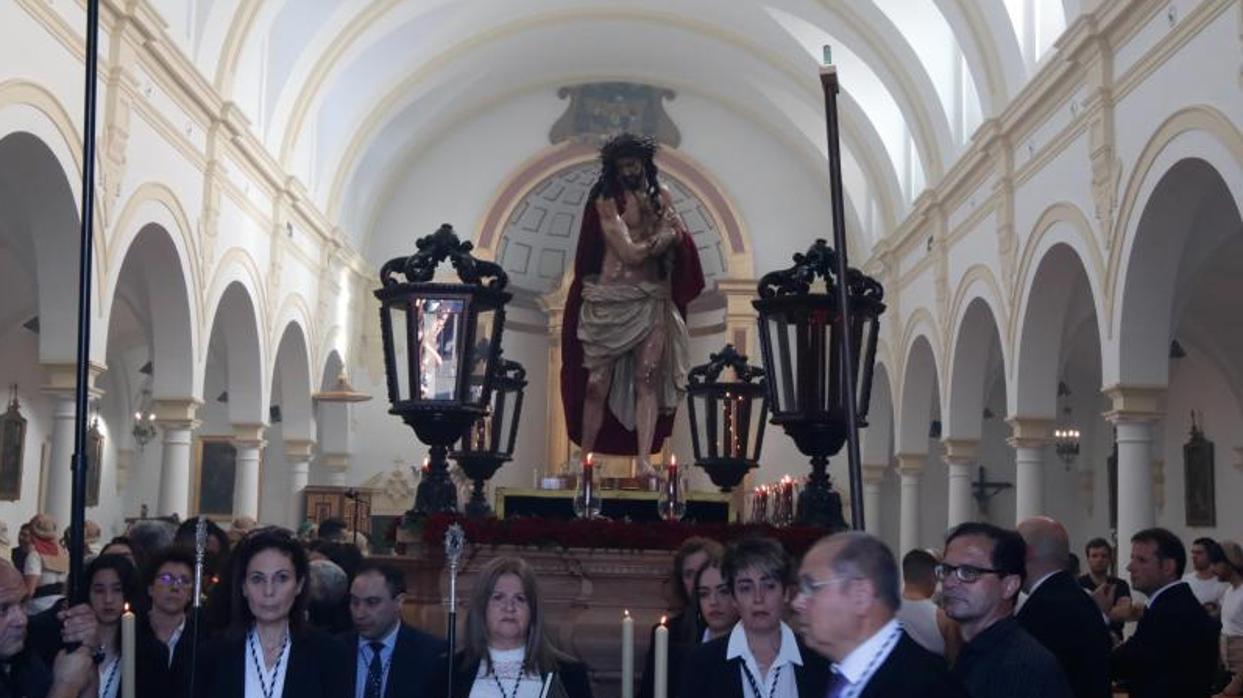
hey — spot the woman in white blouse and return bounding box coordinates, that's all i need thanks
[440,556,592,698]
[86,554,136,698]
[195,528,350,698]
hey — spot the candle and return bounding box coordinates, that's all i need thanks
[653,615,669,698]
[421,455,430,473]
[621,610,634,698]
[121,603,135,698]
[583,453,594,518]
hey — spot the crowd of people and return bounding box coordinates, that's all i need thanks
[0,511,1238,698]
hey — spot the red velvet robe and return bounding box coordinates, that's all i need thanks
[560,192,705,455]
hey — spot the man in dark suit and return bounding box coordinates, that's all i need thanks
[1109,527,1219,698]
[1016,517,1112,698]
[346,561,446,698]
[791,532,966,698]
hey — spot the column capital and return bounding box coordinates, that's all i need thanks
[283,439,316,461]
[153,398,203,430]
[894,453,924,476]
[941,438,979,465]
[1006,417,1053,448]
[231,423,267,448]
[1102,384,1165,423]
[41,362,107,398]
[862,463,888,484]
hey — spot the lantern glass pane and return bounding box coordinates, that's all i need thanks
[855,315,876,411]
[417,297,466,401]
[691,392,708,460]
[745,393,765,460]
[387,301,411,402]
[493,386,514,455]
[766,313,797,413]
[721,390,743,459]
[466,307,497,406]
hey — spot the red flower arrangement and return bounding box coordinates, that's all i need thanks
[416,513,827,558]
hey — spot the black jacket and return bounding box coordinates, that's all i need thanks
[435,650,593,698]
[676,633,828,698]
[952,616,1073,698]
[1110,581,1220,698]
[339,624,446,698]
[193,625,351,698]
[1017,570,1113,698]
[856,632,967,698]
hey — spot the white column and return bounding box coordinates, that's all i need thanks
[157,424,195,517]
[942,439,979,528]
[1006,419,1052,524]
[896,454,923,555]
[321,453,348,487]
[285,439,314,528]
[1114,419,1156,546]
[862,464,885,536]
[232,425,265,521]
[1103,386,1164,548]
[115,447,134,496]
[42,392,77,528]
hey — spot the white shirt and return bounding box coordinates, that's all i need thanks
[896,598,944,655]
[1221,584,1243,637]
[832,619,903,697]
[245,630,291,698]
[469,646,545,698]
[726,621,803,698]
[355,622,399,698]
[164,618,186,666]
[1184,572,1230,607]
[98,655,121,698]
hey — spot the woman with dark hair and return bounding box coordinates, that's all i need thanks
[195,528,349,697]
[639,537,722,698]
[85,554,149,698]
[436,556,592,697]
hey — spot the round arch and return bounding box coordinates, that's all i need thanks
[201,279,268,426]
[944,296,1006,442]
[896,330,942,455]
[271,320,315,441]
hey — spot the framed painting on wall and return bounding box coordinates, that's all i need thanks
[193,437,237,518]
[0,390,27,501]
[1184,413,1216,528]
[85,420,103,507]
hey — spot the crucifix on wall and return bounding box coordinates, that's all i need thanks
[972,466,1013,518]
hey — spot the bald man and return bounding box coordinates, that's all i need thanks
[792,533,966,698]
[0,560,98,698]
[1016,517,1112,698]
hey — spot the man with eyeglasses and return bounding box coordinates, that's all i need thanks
[791,532,966,698]
[678,537,827,698]
[940,522,1072,698]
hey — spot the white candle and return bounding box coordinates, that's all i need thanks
[622,610,634,698]
[653,616,669,698]
[121,603,135,698]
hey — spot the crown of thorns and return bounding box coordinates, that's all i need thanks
[599,133,659,163]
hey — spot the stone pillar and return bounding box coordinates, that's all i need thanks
[285,439,314,528]
[154,399,202,518]
[114,447,135,495]
[1007,418,1052,524]
[538,286,571,474]
[40,364,105,527]
[231,424,265,521]
[321,452,349,487]
[942,439,979,528]
[1104,386,1164,549]
[718,279,760,357]
[896,453,924,555]
[861,463,886,536]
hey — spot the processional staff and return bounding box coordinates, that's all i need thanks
[445,523,466,697]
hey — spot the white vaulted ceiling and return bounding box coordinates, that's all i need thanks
[152,0,1076,255]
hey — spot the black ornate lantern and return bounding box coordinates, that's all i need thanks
[752,238,885,529]
[375,224,511,515]
[686,344,767,492]
[451,357,526,518]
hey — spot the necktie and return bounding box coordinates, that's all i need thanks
[364,641,385,698]
[825,669,851,698]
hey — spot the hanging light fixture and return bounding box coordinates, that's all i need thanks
[131,387,157,451]
[1054,379,1080,469]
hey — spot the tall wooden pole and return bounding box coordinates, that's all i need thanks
[819,60,866,531]
[69,0,102,599]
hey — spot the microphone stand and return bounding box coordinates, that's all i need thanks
[444,523,466,696]
[188,516,207,697]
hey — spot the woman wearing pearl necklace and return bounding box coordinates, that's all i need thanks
[194,528,350,697]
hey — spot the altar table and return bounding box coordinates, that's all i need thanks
[495,486,735,522]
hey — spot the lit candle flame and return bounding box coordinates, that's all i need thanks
[624,609,630,618]
[670,454,677,468]
[660,615,667,626]
[586,452,594,466]
[124,602,130,613]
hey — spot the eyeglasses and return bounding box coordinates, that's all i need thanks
[156,573,193,588]
[934,563,1007,584]
[796,575,851,597]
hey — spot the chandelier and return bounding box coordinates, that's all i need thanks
[131,387,157,450]
[1054,380,1080,469]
